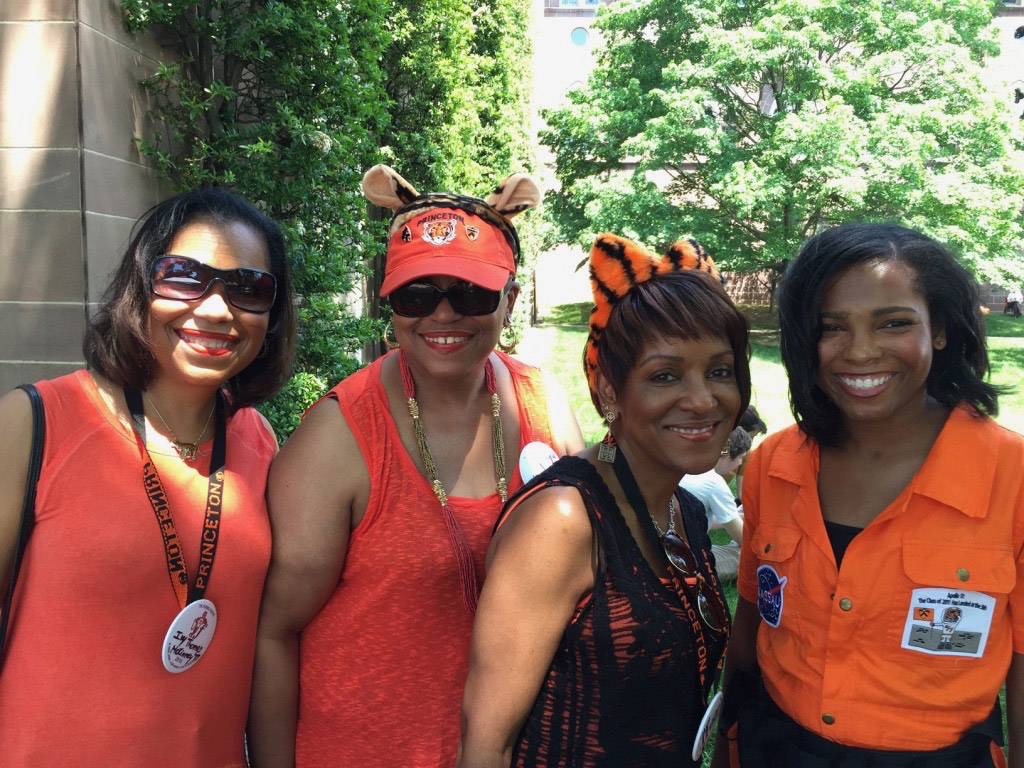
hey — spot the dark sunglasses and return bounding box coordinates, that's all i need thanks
[662,529,729,634]
[388,280,505,318]
[151,255,277,314]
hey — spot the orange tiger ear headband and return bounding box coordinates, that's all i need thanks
[584,233,722,394]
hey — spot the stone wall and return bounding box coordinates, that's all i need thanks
[0,0,172,392]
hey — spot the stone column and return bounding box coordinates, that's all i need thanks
[0,0,173,391]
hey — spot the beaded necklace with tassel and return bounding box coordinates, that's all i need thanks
[399,351,507,612]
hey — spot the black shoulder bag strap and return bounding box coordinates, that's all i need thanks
[0,383,46,669]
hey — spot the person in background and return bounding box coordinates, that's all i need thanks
[733,405,767,499]
[458,233,747,768]
[248,165,583,768]
[714,223,1022,768]
[0,188,295,766]
[681,426,751,580]
[1006,288,1022,318]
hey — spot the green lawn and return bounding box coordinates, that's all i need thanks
[519,304,1024,445]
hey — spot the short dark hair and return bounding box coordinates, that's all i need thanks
[739,405,767,436]
[83,187,296,411]
[778,222,998,447]
[725,426,753,459]
[589,270,751,424]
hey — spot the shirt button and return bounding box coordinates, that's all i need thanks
[839,597,853,611]
[822,713,836,725]
[957,568,970,582]
[764,543,773,553]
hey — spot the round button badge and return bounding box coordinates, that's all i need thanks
[161,599,218,673]
[692,690,724,761]
[518,441,559,484]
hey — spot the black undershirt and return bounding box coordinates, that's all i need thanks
[824,519,862,568]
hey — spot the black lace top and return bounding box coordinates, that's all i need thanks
[500,456,729,768]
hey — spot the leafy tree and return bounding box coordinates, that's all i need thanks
[543,0,1024,285]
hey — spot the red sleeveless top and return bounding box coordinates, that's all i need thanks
[0,370,276,767]
[296,351,556,768]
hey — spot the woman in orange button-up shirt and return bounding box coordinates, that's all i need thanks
[714,223,1024,768]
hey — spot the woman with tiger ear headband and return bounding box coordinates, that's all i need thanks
[247,165,583,768]
[457,234,751,768]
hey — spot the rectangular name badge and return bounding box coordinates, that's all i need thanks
[900,588,996,658]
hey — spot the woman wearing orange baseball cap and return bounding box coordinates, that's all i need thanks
[248,165,584,767]
[458,233,749,767]
[715,223,1022,767]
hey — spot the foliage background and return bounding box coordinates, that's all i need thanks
[122,0,538,438]
[542,0,1024,287]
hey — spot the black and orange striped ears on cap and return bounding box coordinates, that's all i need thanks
[584,233,722,394]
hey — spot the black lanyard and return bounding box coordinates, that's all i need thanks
[611,447,721,699]
[124,388,227,607]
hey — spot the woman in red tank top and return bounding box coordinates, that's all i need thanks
[0,188,295,767]
[248,165,584,768]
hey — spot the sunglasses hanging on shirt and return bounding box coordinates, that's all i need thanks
[151,255,278,314]
[388,281,505,318]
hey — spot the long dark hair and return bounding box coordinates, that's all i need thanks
[778,222,997,446]
[83,187,296,410]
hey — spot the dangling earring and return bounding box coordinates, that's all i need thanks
[598,407,618,463]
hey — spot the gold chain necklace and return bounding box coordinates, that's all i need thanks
[399,351,507,611]
[143,392,215,461]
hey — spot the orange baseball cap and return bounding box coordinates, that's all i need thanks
[380,206,515,296]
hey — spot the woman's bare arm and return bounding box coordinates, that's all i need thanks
[247,399,368,768]
[457,485,594,768]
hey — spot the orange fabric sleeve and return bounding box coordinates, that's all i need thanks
[1009,476,1024,654]
[736,442,764,604]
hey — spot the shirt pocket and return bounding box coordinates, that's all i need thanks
[749,526,802,630]
[890,541,1015,662]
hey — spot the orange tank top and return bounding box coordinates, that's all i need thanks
[0,370,276,767]
[296,351,556,768]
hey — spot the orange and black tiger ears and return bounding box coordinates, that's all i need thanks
[587,234,721,323]
[584,233,722,393]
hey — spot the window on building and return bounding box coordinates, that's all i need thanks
[571,27,590,46]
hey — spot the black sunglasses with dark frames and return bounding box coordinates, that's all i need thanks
[388,279,510,318]
[662,528,730,633]
[150,255,278,314]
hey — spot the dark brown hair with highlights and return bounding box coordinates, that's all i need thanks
[82,187,296,411]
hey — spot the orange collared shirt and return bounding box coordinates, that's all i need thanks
[737,406,1024,750]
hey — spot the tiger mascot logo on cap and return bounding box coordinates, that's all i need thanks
[422,218,458,246]
[584,233,722,395]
